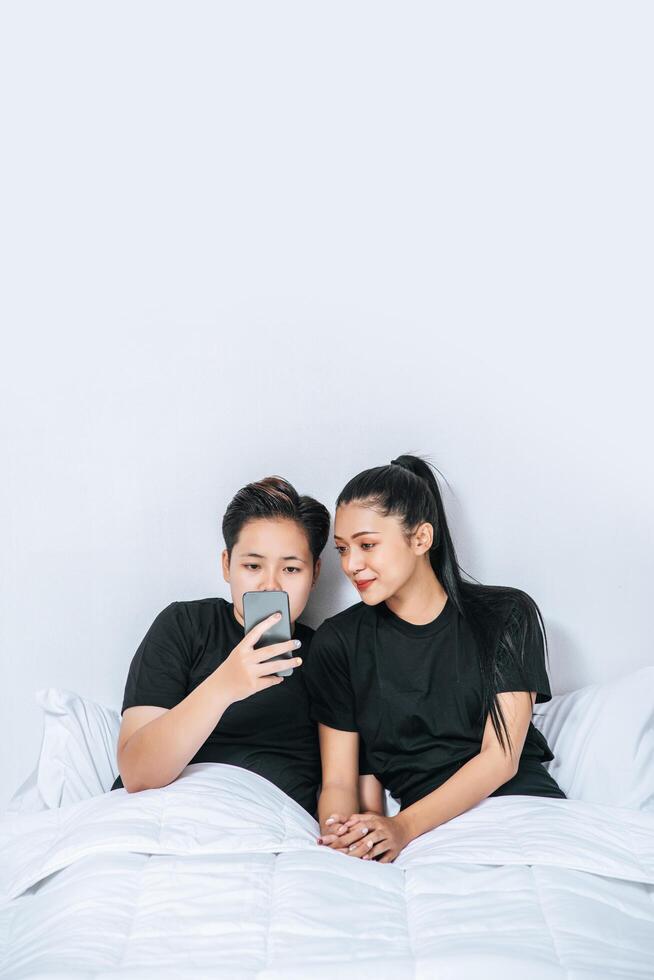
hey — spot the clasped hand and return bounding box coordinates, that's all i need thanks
[317,811,410,863]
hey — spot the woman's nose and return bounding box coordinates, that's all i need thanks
[264,578,282,592]
[346,551,363,575]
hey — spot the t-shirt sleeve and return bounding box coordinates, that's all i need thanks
[121,602,193,714]
[495,600,552,704]
[303,621,358,731]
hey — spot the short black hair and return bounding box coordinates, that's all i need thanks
[222,475,330,566]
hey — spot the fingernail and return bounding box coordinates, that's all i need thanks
[325,818,335,825]
[317,838,323,845]
[296,658,303,665]
[348,844,356,851]
[294,639,302,648]
[274,613,282,619]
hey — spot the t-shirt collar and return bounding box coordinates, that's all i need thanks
[378,595,454,637]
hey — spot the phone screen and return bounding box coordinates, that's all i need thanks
[242,590,294,677]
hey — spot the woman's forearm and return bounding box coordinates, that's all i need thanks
[118,670,233,791]
[358,774,385,815]
[317,782,360,834]
[397,749,516,844]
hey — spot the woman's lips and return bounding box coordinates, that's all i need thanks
[355,578,376,591]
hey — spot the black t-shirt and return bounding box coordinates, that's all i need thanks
[304,596,565,810]
[111,598,321,815]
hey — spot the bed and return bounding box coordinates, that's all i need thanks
[1,666,653,979]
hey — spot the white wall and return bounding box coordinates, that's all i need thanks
[1,2,652,810]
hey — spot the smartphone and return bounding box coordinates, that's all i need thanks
[242,590,295,678]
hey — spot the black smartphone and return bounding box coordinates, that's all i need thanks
[242,590,294,678]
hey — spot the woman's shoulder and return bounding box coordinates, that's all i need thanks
[166,596,228,614]
[294,618,316,642]
[313,601,374,643]
[155,596,231,631]
[173,596,229,608]
[461,583,543,626]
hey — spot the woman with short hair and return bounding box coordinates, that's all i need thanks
[112,475,331,816]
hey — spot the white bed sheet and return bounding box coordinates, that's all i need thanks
[1,764,653,979]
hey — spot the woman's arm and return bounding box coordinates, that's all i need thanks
[315,724,361,841]
[344,691,536,862]
[399,690,533,840]
[118,616,302,792]
[358,774,384,815]
[117,673,235,792]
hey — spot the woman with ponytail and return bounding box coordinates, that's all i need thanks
[304,454,565,863]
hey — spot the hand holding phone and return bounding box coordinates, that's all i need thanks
[217,606,302,704]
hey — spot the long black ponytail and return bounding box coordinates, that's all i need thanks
[336,453,549,759]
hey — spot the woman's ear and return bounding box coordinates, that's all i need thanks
[413,522,434,555]
[221,548,231,583]
[311,557,322,588]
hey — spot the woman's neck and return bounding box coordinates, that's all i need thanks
[384,562,448,626]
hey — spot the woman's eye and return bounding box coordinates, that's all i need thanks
[334,546,346,555]
[284,567,302,574]
[244,564,260,571]
[361,543,376,550]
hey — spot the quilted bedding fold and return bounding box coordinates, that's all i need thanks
[2,762,653,902]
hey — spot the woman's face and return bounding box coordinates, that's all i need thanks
[334,501,431,604]
[222,518,319,626]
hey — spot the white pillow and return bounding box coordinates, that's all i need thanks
[6,688,120,814]
[533,665,654,812]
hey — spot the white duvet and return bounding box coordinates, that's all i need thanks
[1,763,653,979]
